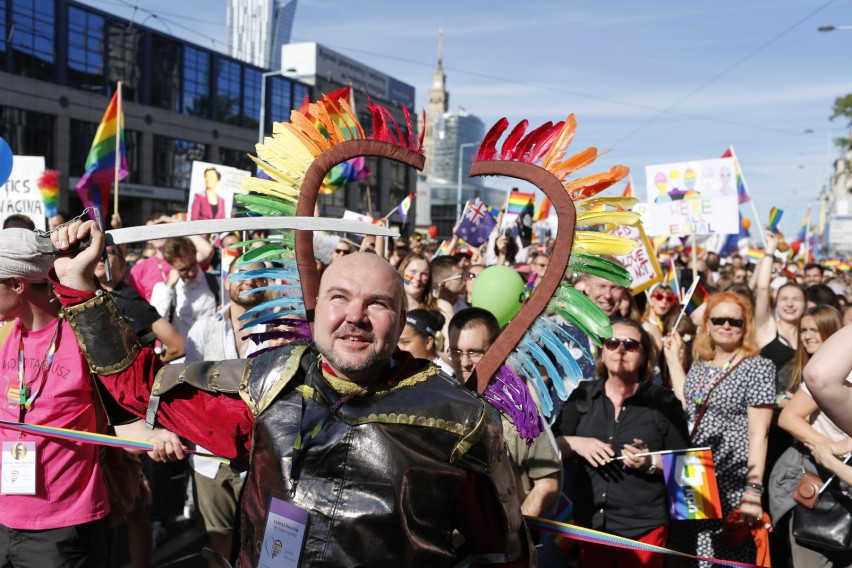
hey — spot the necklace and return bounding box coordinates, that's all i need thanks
[693,350,739,407]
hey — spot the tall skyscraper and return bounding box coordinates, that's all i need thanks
[227,0,297,70]
[419,29,449,178]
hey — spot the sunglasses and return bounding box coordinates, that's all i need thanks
[652,292,677,304]
[602,337,642,351]
[334,248,352,255]
[710,317,745,328]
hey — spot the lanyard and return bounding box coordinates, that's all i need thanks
[287,361,375,498]
[17,316,62,423]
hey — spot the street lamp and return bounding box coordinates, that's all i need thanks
[456,142,477,220]
[258,68,298,144]
[818,25,852,32]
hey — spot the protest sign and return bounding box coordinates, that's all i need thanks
[188,161,251,220]
[611,222,662,295]
[643,157,739,236]
[0,156,46,230]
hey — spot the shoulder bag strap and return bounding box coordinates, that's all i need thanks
[690,358,745,439]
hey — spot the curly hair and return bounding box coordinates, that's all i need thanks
[693,291,759,362]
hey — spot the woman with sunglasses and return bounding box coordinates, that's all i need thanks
[643,285,678,351]
[664,291,775,566]
[397,253,434,311]
[770,306,852,566]
[555,318,689,568]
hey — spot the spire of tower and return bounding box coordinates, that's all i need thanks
[437,27,443,68]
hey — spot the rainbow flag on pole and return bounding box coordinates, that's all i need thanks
[720,146,750,204]
[507,191,535,215]
[767,207,783,234]
[661,448,723,520]
[666,265,680,301]
[75,88,127,223]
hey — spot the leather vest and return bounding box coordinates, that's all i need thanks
[235,344,529,567]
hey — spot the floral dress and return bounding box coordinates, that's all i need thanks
[669,355,775,566]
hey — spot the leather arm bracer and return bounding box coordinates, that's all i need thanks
[63,289,141,375]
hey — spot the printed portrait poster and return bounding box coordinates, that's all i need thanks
[643,158,739,237]
[0,156,46,231]
[187,161,251,221]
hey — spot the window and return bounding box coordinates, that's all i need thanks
[215,58,241,125]
[0,106,54,166]
[182,47,209,118]
[105,20,142,102]
[242,67,261,129]
[70,120,139,184]
[10,0,55,81]
[67,7,104,92]
[266,75,292,135]
[0,0,7,69]
[218,147,253,172]
[152,136,206,190]
[150,35,180,112]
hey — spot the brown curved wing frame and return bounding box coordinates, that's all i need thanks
[467,161,576,394]
[296,140,425,319]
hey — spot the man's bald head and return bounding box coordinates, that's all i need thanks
[319,252,405,313]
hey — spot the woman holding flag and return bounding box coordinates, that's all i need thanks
[665,291,775,566]
[555,318,689,567]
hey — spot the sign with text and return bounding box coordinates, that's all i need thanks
[642,196,739,236]
[611,223,663,295]
[0,156,46,230]
[645,157,739,202]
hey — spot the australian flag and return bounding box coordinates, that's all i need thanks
[455,197,497,247]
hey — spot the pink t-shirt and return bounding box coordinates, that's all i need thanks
[127,255,172,302]
[0,319,109,529]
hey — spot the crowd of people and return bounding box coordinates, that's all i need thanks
[3,203,852,568]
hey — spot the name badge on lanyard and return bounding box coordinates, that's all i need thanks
[1,440,37,495]
[258,496,308,567]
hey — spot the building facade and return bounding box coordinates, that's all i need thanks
[227,0,297,72]
[0,0,416,232]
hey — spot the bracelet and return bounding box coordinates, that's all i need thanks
[646,456,658,475]
[744,483,764,495]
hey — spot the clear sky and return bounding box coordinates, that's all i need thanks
[81,0,852,237]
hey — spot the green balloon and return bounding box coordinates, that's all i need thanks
[471,265,526,327]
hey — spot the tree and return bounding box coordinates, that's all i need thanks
[830,94,852,153]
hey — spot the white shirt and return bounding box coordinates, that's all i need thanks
[150,270,217,340]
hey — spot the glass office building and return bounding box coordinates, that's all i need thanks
[0,0,419,227]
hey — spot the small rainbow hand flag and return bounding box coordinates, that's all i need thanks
[507,191,535,215]
[767,207,783,234]
[682,280,709,315]
[666,265,680,301]
[661,448,722,520]
[745,247,765,263]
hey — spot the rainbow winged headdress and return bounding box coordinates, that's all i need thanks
[232,95,640,441]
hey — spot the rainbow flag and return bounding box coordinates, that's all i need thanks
[435,240,454,257]
[661,448,723,520]
[533,196,551,221]
[75,88,127,223]
[745,247,765,263]
[767,207,783,234]
[824,259,840,268]
[666,265,680,300]
[840,262,851,272]
[507,191,535,215]
[38,170,60,218]
[796,206,811,244]
[720,146,750,204]
[683,281,709,315]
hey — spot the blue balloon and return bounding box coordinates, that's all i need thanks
[0,138,12,187]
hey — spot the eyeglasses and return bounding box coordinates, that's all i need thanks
[602,337,642,351]
[448,348,486,362]
[334,248,352,255]
[710,317,745,328]
[652,292,677,304]
[464,272,478,280]
[175,261,199,275]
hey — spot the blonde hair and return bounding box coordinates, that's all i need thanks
[788,305,842,392]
